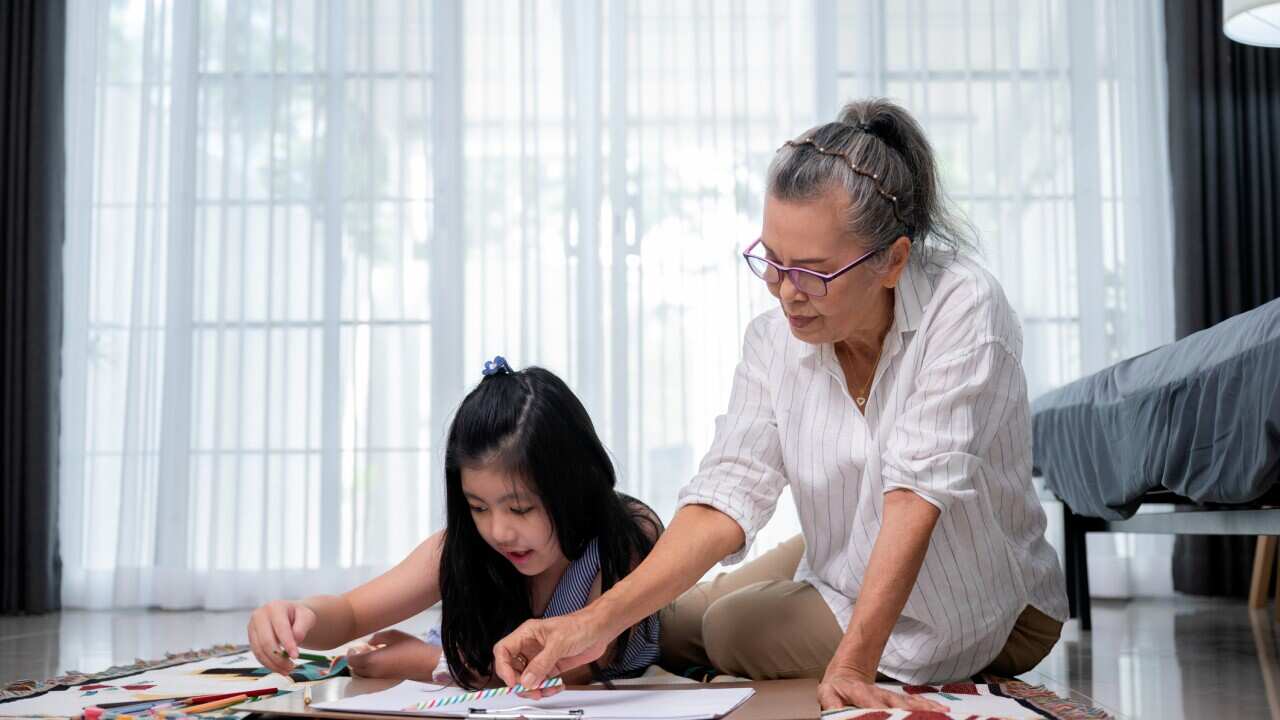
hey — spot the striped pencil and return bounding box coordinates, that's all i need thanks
[408,678,564,711]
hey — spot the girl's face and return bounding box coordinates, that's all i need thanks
[759,191,909,346]
[461,464,566,578]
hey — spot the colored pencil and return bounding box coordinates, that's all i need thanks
[184,687,278,704]
[408,678,564,711]
[274,649,332,664]
[172,693,250,715]
[92,697,183,718]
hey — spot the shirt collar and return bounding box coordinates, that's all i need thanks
[881,258,932,360]
[894,258,932,337]
[795,257,934,365]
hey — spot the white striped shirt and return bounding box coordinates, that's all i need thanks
[677,254,1068,684]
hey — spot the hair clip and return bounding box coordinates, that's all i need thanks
[778,138,914,238]
[482,355,513,377]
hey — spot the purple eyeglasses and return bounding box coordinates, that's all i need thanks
[742,238,879,297]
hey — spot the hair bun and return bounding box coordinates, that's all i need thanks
[481,355,513,377]
[849,116,907,159]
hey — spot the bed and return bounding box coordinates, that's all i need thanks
[1031,296,1280,629]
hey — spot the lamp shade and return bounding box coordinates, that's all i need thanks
[1224,0,1280,47]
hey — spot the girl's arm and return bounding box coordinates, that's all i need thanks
[308,530,445,646]
[248,531,444,673]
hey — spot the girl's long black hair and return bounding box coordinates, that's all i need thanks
[438,365,660,689]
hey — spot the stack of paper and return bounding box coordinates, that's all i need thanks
[314,681,756,720]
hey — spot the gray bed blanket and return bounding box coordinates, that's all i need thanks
[1031,298,1280,520]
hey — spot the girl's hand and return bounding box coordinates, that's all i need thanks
[817,664,948,713]
[346,630,439,681]
[248,600,318,675]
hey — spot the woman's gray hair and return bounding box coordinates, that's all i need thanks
[766,98,977,268]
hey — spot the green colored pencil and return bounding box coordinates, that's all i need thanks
[275,648,332,663]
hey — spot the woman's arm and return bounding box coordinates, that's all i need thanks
[833,489,938,675]
[816,490,947,713]
[592,504,742,640]
[816,332,1029,712]
[555,502,668,685]
[493,504,744,691]
[816,492,939,690]
[495,317,783,694]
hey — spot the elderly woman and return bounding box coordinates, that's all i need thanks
[493,98,1068,712]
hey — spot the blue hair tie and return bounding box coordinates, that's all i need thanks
[482,355,513,377]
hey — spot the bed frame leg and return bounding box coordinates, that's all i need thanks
[1062,503,1092,631]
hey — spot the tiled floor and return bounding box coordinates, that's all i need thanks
[2,597,1278,719]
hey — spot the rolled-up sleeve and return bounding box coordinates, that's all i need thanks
[881,339,1028,513]
[676,317,788,564]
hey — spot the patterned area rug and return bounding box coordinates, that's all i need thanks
[1,648,1109,720]
[974,676,1112,719]
[821,677,1112,719]
[1,644,247,703]
[661,667,1111,720]
[0,644,344,718]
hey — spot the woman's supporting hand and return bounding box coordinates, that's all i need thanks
[247,600,318,675]
[818,490,943,710]
[346,629,441,681]
[817,663,948,713]
[492,611,612,698]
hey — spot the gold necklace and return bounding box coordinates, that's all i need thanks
[837,344,875,408]
[855,369,874,408]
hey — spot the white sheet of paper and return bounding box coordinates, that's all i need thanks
[314,681,755,720]
[819,683,1042,720]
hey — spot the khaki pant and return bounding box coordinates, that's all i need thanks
[659,535,1062,680]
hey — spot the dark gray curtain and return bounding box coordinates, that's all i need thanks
[1165,0,1280,597]
[0,0,65,614]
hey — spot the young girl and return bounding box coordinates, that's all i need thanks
[246,357,663,688]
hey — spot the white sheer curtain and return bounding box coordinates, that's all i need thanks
[61,0,453,609]
[60,0,1174,610]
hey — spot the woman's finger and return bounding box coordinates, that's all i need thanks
[816,684,845,711]
[518,640,563,689]
[874,688,945,713]
[883,692,913,709]
[901,693,947,712]
[492,631,527,687]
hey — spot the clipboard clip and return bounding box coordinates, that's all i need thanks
[467,707,585,720]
